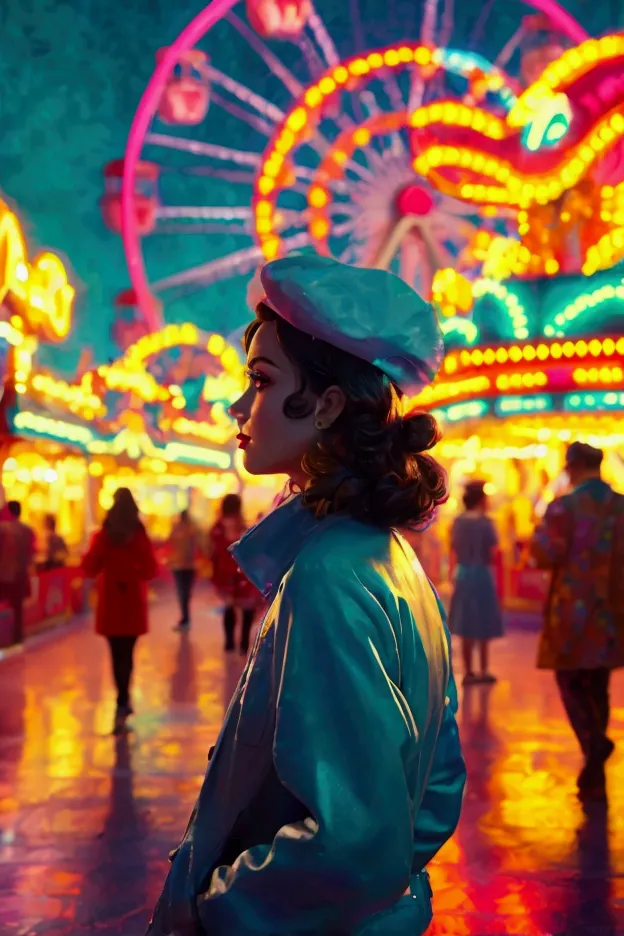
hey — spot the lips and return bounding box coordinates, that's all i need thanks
[237,432,251,450]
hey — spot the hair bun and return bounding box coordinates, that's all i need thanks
[401,411,441,454]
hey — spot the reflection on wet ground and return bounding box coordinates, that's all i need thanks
[1,588,623,934]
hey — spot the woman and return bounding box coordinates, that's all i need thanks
[82,488,158,734]
[448,480,504,685]
[147,253,465,936]
[209,493,257,655]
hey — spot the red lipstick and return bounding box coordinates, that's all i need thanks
[237,432,251,450]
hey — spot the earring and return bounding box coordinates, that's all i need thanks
[314,418,324,431]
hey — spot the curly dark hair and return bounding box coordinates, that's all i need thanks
[244,302,448,530]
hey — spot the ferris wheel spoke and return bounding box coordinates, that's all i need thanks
[225,11,304,97]
[408,73,426,114]
[172,166,258,184]
[327,200,360,217]
[156,206,253,221]
[439,0,455,49]
[331,218,359,239]
[421,0,440,46]
[343,159,377,184]
[307,6,340,67]
[468,0,495,50]
[296,134,376,182]
[331,111,358,133]
[496,23,527,68]
[325,179,351,196]
[383,74,407,122]
[153,245,265,291]
[295,33,327,81]
[145,133,261,168]
[210,90,274,136]
[152,234,310,293]
[355,90,403,158]
[154,223,252,235]
[208,66,285,123]
[348,0,365,53]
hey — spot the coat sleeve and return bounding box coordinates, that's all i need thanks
[197,563,420,934]
[81,532,105,577]
[530,498,572,569]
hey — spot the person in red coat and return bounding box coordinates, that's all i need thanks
[82,487,158,733]
[209,493,257,655]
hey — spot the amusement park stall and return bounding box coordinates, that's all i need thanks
[0,191,250,646]
[0,190,90,644]
[404,32,624,608]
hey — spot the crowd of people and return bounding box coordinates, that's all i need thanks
[1,438,622,776]
[2,443,621,741]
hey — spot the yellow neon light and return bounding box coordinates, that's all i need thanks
[253,42,439,252]
[0,199,74,340]
[442,337,624,377]
[508,35,624,129]
[413,107,624,209]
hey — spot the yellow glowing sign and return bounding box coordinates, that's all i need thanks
[0,198,74,340]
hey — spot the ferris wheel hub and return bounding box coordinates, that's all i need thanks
[396,185,435,218]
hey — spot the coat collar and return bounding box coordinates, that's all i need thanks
[230,495,329,600]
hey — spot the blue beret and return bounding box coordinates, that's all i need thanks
[259,252,442,396]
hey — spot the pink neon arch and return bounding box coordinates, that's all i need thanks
[122,0,588,332]
[517,0,588,44]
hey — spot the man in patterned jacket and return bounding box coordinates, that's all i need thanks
[531,442,624,800]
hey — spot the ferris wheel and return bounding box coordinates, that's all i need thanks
[112,0,588,334]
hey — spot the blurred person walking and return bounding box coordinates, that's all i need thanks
[0,500,36,646]
[82,488,158,734]
[39,514,68,570]
[531,442,624,800]
[209,493,257,656]
[168,509,199,632]
[448,480,504,685]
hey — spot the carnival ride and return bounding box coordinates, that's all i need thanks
[106,0,624,605]
[406,32,624,493]
[113,0,588,332]
[113,1,623,458]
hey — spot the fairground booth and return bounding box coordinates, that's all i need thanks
[403,35,624,609]
[0,192,259,645]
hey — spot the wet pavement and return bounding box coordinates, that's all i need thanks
[1,587,623,936]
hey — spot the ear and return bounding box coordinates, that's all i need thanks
[314,385,346,428]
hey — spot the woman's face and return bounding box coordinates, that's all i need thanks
[229,322,317,482]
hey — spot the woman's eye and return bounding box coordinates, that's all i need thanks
[245,369,270,390]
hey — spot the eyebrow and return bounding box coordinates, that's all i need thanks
[248,355,280,370]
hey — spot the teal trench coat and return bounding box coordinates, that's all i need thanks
[147,496,466,935]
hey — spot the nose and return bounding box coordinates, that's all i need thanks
[228,388,252,427]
